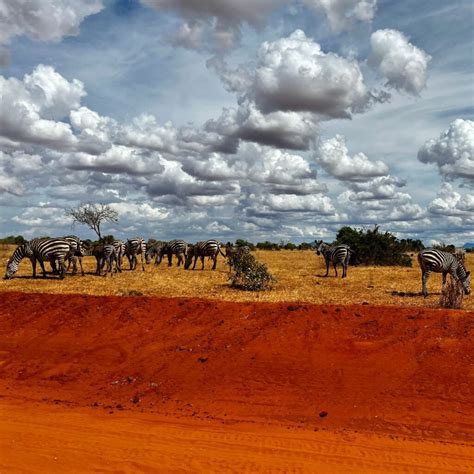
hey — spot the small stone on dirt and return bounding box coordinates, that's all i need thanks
[198,357,208,363]
[319,411,328,418]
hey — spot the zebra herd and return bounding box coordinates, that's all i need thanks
[3,236,227,280]
[2,236,471,298]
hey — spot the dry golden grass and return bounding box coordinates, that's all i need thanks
[0,244,473,310]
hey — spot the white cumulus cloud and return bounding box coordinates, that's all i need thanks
[418,119,474,184]
[369,29,431,95]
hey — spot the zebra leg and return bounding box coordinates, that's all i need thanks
[324,259,329,277]
[168,253,172,267]
[342,262,347,278]
[30,257,37,278]
[442,271,447,286]
[212,254,217,270]
[192,256,198,270]
[57,256,66,280]
[333,262,338,277]
[39,259,48,278]
[141,252,145,271]
[95,256,101,275]
[77,256,84,276]
[201,256,205,270]
[422,271,430,297]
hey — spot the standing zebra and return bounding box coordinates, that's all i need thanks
[184,239,225,271]
[314,240,353,278]
[63,235,86,275]
[112,240,126,271]
[125,238,146,271]
[4,238,72,279]
[155,240,188,267]
[418,249,470,297]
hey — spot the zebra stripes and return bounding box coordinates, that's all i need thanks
[125,238,146,271]
[184,239,224,271]
[157,240,188,267]
[418,249,471,297]
[315,240,352,278]
[63,235,86,276]
[4,238,72,279]
[112,240,126,271]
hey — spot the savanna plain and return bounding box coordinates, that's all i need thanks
[0,246,473,472]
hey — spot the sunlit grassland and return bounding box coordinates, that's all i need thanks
[1,244,473,310]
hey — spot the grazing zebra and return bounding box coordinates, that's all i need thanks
[418,249,471,297]
[125,238,146,271]
[314,240,353,278]
[154,240,188,267]
[184,239,225,271]
[112,240,126,271]
[145,240,166,265]
[4,238,72,280]
[454,247,466,264]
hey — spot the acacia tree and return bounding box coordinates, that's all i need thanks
[66,203,118,241]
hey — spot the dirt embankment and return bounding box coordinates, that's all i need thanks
[0,292,473,444]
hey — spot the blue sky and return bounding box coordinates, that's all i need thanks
[0,0,472,244]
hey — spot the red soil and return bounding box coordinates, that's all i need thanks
[0,292,473,471]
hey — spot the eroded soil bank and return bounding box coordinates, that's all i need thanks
[0,292,473,472]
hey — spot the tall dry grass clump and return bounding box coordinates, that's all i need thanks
[439,274,464,309]
[228,248,276,291]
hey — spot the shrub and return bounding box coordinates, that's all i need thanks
[439,274,464,309]
[0,235,26,245]
[256,241,281,251]
[228,248,276,291]
[334,225,413,267]
[234,239,256,250]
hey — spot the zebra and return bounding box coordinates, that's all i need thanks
[418,249,471,297]
[63,235,86,276]
[314,240,353,278]
[125,238,146,271]
[90,243,119,276]
[145,240,166,265]
[4,238,72,280]
[184,239,225,271]
[112,240,126,271]
[152,240,188,267]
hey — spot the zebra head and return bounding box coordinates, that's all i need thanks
[461,271,471,295]
[314,240,325,255]
[4,243,30,279]
[184,245,195,270]
[145,245,157,264]
[4,258,18,279]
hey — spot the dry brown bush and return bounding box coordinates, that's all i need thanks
[439,274,464,309]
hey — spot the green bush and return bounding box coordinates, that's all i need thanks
[234,239,256,250]
[334,225,414,267]
[0,235,26,245]
[228,248,276,291]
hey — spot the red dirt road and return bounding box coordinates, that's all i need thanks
[0,292,473,472]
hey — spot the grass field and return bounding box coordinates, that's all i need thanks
[0,244,473,310]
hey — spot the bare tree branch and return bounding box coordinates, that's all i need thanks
[66,203,118,241]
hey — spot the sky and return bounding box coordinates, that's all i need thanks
[0,0,472,245]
